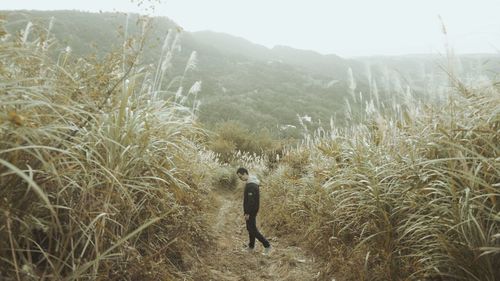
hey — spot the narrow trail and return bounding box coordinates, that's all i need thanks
[201,187,322,281]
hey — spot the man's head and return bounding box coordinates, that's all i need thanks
[236,167,249,181]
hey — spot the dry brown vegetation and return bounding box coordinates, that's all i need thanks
[261,77,500,280]
[1,11,499,281]
[0,16,219,280]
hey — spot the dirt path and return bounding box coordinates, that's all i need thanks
[201,188,323,281]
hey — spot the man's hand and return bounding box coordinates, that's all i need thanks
[244,214,250,220]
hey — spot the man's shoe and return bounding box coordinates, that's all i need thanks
[245,246,255,253]
[263,245,272,255]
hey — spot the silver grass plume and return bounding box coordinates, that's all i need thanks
[21,21,33,45]
[161,29,173,53]
[347,67,357,100]
[160,51,173,72]
[44,17,55,50]
[188,81,202,95]
[184,51,198,74]
[174,86,183,103]
[372,80,380,109]
[345,97,352,121]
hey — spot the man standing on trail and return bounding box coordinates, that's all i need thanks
[236,167,272,255]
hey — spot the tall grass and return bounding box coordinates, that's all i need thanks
[0,16,215,280]
[262,64,499,280]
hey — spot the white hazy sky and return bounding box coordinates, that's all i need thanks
[2,0,500,57]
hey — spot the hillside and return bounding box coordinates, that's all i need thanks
[1,8,498,281]
[3,10,500,137]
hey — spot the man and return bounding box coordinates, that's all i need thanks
[236,167,272,255]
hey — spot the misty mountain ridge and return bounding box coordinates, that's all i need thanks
[4,10,499,136]
[192,30,351,77]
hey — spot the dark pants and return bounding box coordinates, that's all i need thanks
[246,214,270,248]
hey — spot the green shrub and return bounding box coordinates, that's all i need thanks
[211,166,238,190]
[209,120,281,164]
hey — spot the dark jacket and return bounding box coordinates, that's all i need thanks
[243,182,260,216]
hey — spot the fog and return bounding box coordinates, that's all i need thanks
[2,0,500,57]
